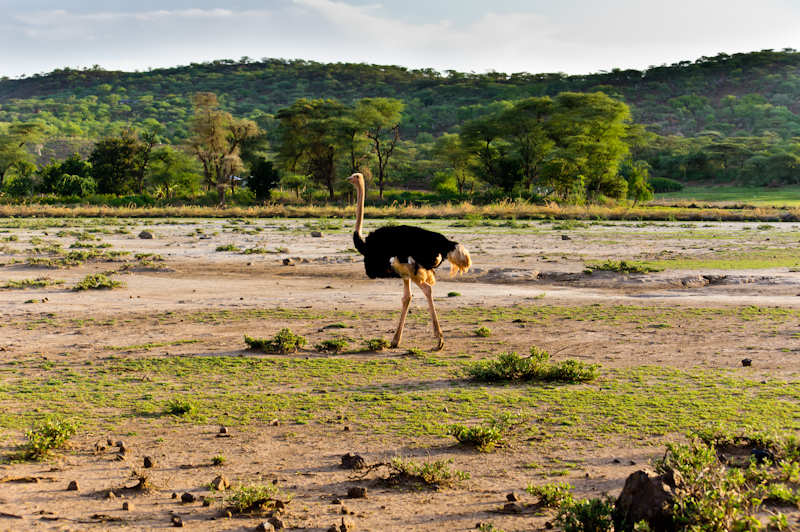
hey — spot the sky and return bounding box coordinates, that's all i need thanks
[2,0,800,79]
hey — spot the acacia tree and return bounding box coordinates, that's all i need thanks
[187,92,261,205]
[497,97,553,188]
[89,129,141,195]
[274,98,346,200]
[356,98,404,199]
[0,123,44,189]
[432,133,475,194]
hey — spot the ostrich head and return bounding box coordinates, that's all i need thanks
[347,173,364,186]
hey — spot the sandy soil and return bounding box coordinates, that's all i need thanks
[1,219,799,531]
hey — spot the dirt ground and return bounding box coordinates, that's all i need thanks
[1,219,799,531]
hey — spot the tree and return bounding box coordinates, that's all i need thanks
[460,114,512,189]
[187,92,261,205]
[432,133,476,194]
[274,98,346,200]
[89,129,141,195]
[37,153,92,194]
[497,97,553,188]
[246,158,280,201]
[356,98,404,199]
[0,123,44,190]
[622,161,654,205]
[148,146,201,200]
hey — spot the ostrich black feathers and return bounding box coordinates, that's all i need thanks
[353,225,459,279]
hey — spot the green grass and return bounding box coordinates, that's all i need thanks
[655,184,800,206]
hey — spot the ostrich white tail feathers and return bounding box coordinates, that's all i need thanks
[447,244,472,277]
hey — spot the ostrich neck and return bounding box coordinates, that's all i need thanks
[354,181,365,240]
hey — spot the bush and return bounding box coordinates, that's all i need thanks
[365,338,391,351]
[73,273,126,290]
[527,482,575,508]
[649,177,684,193]
[465,348,600,383]
[587,260,663,274]
[388,457,470,487]
[164,397,198,416]
[224,482,292,512]
[474,326,492,337]
[556,497,615,532]
[315,339,349,353]
[448,412,523,452]
[21,417,79,460]
[244,329,307,353]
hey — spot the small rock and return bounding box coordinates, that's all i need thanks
[269,419,280,426]
[751,449,776,464]
[328,527,339,532]
[67,480,79,491]
[274,500,287,512]
[181,492,197,503]
[506,492,520,501]
[256,522,276,532]
[138,231,154,239]
[502,502,522,513]
[107,491,117,499]
[332,498,342,504]
[612,458,621,464]
[561,235,571,240]
[114,453,126,461]
[143,456,155,468]
[340,516,356,532]
[347,486,367,499]
[118,444,128,454]
[171,515,184,527]
[123,502,134,511]
[106,438,114,446]
[115,440,125,447]
[343,426,350,431]
[219,426,229,434]
[742,358,753,367]
[282,258,294,266]
[267,515,285,529]
[172,492,178,499]
[94,441,107,452]
[203,498,212,507]
[340,453,366,470]
[210,475,230,491]
[311,231,324,238]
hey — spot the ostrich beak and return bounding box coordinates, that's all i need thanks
[347,173,361,185]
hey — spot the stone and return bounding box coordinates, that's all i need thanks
[256,522,275,532]
[219,426,229,434]
[340,516,356,532]
[311,231,324,237]
[502,502,522,513]
[561,235,571,240]
[122,502,134,511]
[138,231,154,239]
[282,259,294,266]
[267,515,285,529]
[742,358,753,367]
[340,453,366,470]
[171,515,184,527]
[506,492,520,501]
[180,492,197,503]
[143,456,155,468]
[67,480,79,491]
[210,474,230,491]
[616,468,682,532]
[347,486,367,499]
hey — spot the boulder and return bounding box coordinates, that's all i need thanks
[615,468,682,532]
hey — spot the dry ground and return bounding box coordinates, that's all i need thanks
[0,218,799,531]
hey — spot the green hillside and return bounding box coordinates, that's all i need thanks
[2,49,800,203]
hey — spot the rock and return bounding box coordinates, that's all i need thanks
[269,419,280,426]
[311,231,324,237]
[210,474,230,491]
[114,453,126,461]
[347,486,367,499]
[171,515,184,527]
[282,258,294,266]
[616,468,682,532]
[256,522,276,532]
[502,502,522,513]
[143,456,155,468]
[340,453,366,470]
[115,440,125,447]
[94,441,107,452]
[67,480,79,491]
[742,358,753,367]
[172,492,178,499]
[561,235,571,240]
[506,492,520,501]
[107,491,116,499]
[123,502,134,511]
[267,515,285,529]
[219,426,229,434]
[340,516,356,532]
[751,449,776,464]
[274,500,287,512]
[181,492,197,503]
[138,231,154,239]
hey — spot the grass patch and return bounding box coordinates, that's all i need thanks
[585,260,664,274]
[73,273,126,291]
[224,483,292,512]
[387,456,470,487]
[19,417,79,460]
[1,278,65,289]
[465,348,600,383]
[244,329,308,353]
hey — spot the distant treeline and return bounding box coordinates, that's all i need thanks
[2,49,800,206]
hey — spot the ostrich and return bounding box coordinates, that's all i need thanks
[347,172,471,350]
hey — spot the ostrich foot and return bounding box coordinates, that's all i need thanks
[391,338,402,348]
[433,337,445,351]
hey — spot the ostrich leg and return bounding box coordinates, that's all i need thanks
[391,279,413,348]
[417,281,444,351]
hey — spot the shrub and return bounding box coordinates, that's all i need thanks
[448,412,523,452]
[526,481,575,508]
[73,273,125,290]
[244,329,307,353]
[315,339,349,353]
[388,457,469,487]
[365,338,391,351]
[164,398,198,416]
[224,482,292,512]
[465,348,600,383]
[215,244,240,252]
[556,497,615,532]
[474,326,491,337]
[648,177,684,193]
[588,260,663,274]
[212,455,226,466]
[21,417,79,460]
